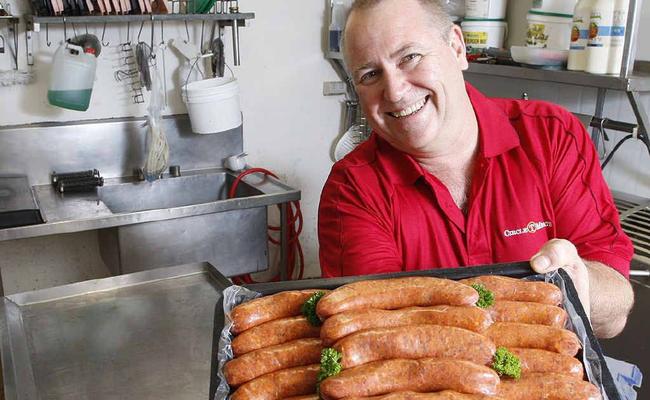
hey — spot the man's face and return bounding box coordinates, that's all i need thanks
[344,0,469,156]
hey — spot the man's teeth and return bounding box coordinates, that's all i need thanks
[390,98,427,118]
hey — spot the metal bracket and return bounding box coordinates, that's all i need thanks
[591,88,607,145]
[25,29,34,66]
[7,17,19,69]
[627,90,650,155]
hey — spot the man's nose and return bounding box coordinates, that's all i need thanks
[382,71,408,103]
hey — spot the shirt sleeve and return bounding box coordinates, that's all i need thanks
[318,164,403,277]
[548,109,633,278]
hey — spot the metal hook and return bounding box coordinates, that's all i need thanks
[72,22,78,39]
[160,20,164,45]
[46,23,51,47]
[200,20,205,53]
[184,20,190,43]
[150,14,155,58]
[126,21,131,44]
[101,22,109,46]
[137,20,145,42]
[63,16,68,42]
[85,23,88,34]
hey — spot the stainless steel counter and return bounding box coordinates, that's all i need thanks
[1,262,231,400]
[0,167,300,242]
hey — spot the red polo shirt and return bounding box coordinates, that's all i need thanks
[318,83,633,278]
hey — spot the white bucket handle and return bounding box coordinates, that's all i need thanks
[181,54,236,103]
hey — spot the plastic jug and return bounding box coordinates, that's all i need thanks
[47,43,97,111]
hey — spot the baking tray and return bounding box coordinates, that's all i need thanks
[212,262,621,400]
[1,262,230,400]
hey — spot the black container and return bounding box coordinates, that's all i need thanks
[211,262,621,400]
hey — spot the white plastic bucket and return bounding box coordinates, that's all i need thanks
[465,0,507,19]
[183,77,242,134]
[531,0,578,16]
[526,10,573,50]
[461,19,507,50]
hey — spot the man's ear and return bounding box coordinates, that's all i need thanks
[449,24,468,70]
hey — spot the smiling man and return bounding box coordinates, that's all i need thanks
[317,0,635,338]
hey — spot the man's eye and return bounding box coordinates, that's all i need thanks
[401,53,422,64]
[358,70,379,84]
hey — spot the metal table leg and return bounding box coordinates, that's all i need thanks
[280,202,288,281]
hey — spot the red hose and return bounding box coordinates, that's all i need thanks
[228,168,304,284]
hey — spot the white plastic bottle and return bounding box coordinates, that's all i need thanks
[585,0,615,74]
[329,0,352,54]
[606,0,630,75]
[567,0,594,71]
[47,43,98,111]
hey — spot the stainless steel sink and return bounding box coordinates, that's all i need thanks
[99,171,261,214]
[93,169,299,277]
[15,168,300,278]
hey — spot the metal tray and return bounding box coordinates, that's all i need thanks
[1,262,230,400]
[214,262,620,400]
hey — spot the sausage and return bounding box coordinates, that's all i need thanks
[230,290,327,334]
[230,364,319,400]
[485,322,581,356]
[488,300,567,328]
[316,277,479,319]
[460,276,562,305]
[497,372,602,400]
[321,306,493,346]
[333,324,496,368]
[319,358,500,399]
[343,391,505,399]
[509,348,584,379]
[224,338,322,387]
[285,396,319,400]
[232,316,321,356]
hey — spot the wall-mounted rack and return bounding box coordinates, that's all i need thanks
[0,15,19,70]
[24,12,254,66]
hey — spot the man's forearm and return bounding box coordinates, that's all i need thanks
[585,260,634,338]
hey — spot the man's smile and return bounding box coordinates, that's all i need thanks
[388,95,430,118]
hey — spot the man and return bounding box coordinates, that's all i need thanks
[318,0,634,338]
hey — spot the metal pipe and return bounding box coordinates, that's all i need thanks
[230,1,240,65]
[280,203,288,281]
[231,19,240,65]
[589,117,638,134]
[620,0,643,77]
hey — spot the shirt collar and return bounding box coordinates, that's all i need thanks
[375,82,521,185]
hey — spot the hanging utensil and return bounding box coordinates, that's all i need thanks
[210,37,224,77]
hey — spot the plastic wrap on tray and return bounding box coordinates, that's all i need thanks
[529,270,609,399]
[215,285,262,400]
[214,270,617,400]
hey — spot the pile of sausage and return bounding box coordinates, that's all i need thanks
[223,275,602,400]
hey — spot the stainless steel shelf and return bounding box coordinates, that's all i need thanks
[0,16,19,22]
[465,62,650,92]
[27,12,254,24]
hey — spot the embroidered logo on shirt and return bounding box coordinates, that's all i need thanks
[503,221,553,237]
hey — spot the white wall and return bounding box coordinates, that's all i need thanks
[1,0,649,293]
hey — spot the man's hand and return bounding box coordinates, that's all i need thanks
[530,239,591,318]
